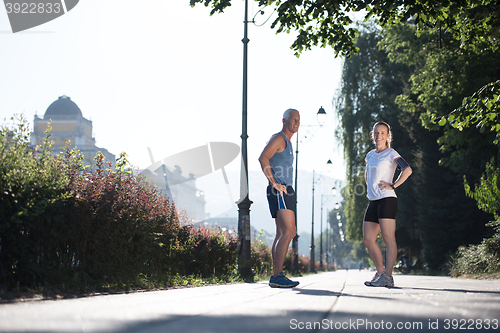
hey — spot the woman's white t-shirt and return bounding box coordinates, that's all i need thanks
[365,148,401,201]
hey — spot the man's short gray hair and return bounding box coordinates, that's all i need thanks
[283,108,299,120]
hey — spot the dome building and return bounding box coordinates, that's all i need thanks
[32,95,206,222]
[32,95,115,167]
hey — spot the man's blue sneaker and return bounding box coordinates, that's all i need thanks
[269,272,299,288]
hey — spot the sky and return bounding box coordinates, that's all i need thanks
[0,0,347,235]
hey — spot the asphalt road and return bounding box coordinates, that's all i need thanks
[0,270,499,332]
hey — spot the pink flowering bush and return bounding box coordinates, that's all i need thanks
[283,249,310,274]
[177,225,238,278]
[0,116,237,290]
[250,235,273,277]
[250,233,312,277]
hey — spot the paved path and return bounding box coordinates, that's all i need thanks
[0,270,499,332]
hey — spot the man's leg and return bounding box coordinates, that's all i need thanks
[272,222,283,277]
[272,209,296,277]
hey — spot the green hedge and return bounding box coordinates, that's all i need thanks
[451,158,500,277]
[250,232,311,278]
[0,116,237,290]
[451,221,500,276]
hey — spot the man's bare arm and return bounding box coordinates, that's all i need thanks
[258,134,287,194]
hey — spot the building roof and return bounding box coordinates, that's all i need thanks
[45,95,82,118]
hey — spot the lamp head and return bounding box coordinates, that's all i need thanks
[317,106,326,126]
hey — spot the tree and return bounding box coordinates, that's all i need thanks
[382,21,498,269]
[191,1,499,134]
[335,23,423,266]
[190,0,499,57]
[336,20,497,270]
[451,158,500,275]
[440,80,500,276]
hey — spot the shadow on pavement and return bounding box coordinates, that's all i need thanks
[399,286,500,295]
[116,311,497,333]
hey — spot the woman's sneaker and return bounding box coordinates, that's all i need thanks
[269,272,299,288]
[364,272,382,286]
[370,273,394,287]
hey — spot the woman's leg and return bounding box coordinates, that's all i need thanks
[379,218,397,277]
[363,221,384,274]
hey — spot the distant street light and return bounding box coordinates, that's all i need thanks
[337,212,344,242]
[319,172,336,270]
[329,202,342,269]
[310,170,317,273]
[326,159,333,172]
[292,106,327,274]
[317,106,327,126]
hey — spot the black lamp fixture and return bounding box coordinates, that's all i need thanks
[316,106,327,126]
[326,159,333,172]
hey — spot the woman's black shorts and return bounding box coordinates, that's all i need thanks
[364,197,398,223]
[266,185,296,218]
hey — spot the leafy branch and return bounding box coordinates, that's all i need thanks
[436,80,500,144]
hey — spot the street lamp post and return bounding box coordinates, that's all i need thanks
[292,107,327,275]
[237,0,253,277]
[292,134,299,274]
[325,207,329,269]
[320,184,336,271]
[319,193,324,271]
[310,170,316,273]
[323,160,333,270]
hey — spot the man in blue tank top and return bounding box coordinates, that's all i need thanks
[258,109,300,288]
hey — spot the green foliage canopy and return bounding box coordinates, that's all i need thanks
[189,0,499,57]
[335,20,497,270]
[382,21,500,175]
[191,1,499,151]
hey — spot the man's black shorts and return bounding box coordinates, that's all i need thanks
[266,185,297,218]
[364,197,398,223]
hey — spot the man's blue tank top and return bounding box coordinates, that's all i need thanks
[269,132,294,186]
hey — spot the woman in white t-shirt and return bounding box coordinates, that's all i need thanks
[363,121,412,288]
